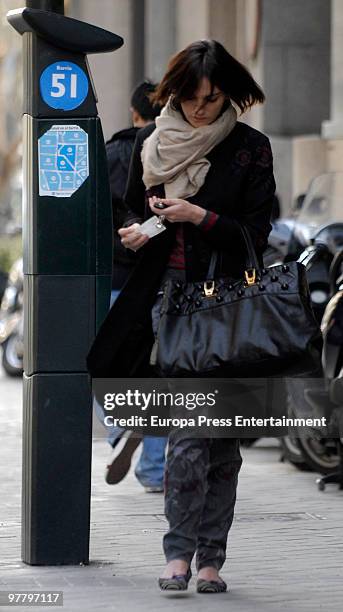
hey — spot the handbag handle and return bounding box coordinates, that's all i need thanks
[206,222,260,283]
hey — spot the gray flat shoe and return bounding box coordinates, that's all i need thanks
[196,578,227,593]
[158,568,192,591]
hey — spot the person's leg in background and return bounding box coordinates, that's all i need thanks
[93,395,124,448]
[93,289,124,449]
[134,435,168,491]
[98,289,167,490]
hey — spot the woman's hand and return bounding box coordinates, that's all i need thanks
[149,196,206,224]
[118,223,149,252]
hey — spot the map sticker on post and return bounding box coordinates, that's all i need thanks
[38,125,89,198]
[40,61,89,111]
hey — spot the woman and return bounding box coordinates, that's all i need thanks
[87,40,276,593]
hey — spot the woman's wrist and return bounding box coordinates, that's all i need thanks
[190,204,207,225]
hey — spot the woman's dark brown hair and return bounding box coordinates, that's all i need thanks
[151,39,265,114]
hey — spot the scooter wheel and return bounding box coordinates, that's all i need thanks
[1,335,23,377]
[297,437,340,475]
[279,437,313,471]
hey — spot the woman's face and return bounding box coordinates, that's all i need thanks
[180,77,227,128]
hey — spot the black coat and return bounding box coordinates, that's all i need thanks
[106,126,139,288]
[87,121,276,377]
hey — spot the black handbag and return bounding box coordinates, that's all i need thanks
[150,224,322,378]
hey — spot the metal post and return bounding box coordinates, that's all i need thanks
[8,6,123,565]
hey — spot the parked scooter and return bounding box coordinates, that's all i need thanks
[248,181,334,457]
[305,249,343,489]
[281,173,343,475]
[270,174,343,319]
[0,258,23,376]
[264,217,309,267]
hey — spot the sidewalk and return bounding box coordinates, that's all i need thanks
[0,372,342,612]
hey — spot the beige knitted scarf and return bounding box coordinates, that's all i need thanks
[141,96,237,199]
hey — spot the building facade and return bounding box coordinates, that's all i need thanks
[68,0,343,215]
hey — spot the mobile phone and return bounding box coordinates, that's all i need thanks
[138,216,166,238]
[154,201,168,209]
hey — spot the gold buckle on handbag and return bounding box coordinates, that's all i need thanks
[204,280,216,297]
[245,269,256,286]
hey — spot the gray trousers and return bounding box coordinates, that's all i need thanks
[163,434,242,570]
[152,270,242,570]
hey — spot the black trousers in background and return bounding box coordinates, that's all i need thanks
[163,434,242,570]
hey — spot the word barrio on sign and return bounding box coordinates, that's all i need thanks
[38,125,89,198]
[39,61,90,198]
[40,61,89,111]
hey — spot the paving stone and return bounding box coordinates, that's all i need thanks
[0,371,342,611]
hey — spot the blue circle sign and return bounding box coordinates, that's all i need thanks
[40,61,89,111]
